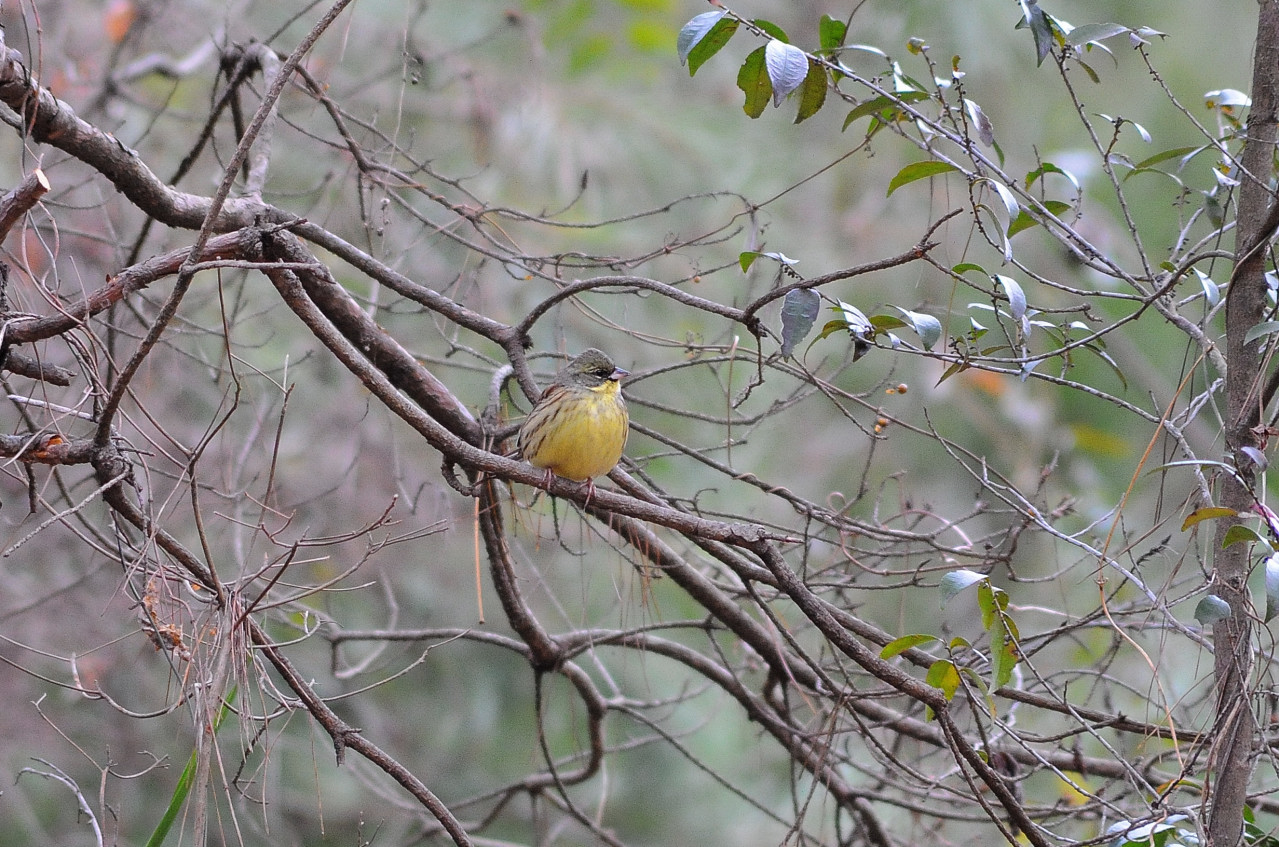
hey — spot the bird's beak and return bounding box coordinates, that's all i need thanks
[612,367,629,381]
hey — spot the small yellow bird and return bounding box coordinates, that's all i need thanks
[518,348,629,489]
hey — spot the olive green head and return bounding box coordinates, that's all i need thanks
[556,348,629,389]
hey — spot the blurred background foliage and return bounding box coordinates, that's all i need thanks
[0,0,1270,845]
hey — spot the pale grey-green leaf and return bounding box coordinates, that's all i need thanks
[1266,554,1279,623]
[765,40,808,105]
[940,569,987,606]
[896,307,943,350]
[677,12,726,64]
[995,275,1027,320]
[1193,268,1220,307]
[1244,320,1279,346]
[1065,22,1130,47]
[780,288,821,357]
[1204,88,1251,108]
[1194,594,1231,625]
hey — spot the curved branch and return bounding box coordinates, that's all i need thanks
[740,239,943,323]
[515,274,765,343]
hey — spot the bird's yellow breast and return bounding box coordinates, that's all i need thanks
[525,382,628,481]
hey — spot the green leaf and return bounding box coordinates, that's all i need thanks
[1007,200,1072,236]
[817,318,849,341]
[1007,211,1039,237]
[1132,145,1203,170]
[940,569,987,606]
[679,12,738,76]
[780,288,821,357]
[842,91,930,130]
[737,46,772,118]
[1181,506,1237,532]
[740,250,798,272]
[977,581,998,629]
[1222,523,1265,549]
[1204,193,1225,228]
[935,360,970,386]
[752,18,789,43]
[794,58,827,123]
[677,12,722,63]
[991,616,1019,689]
[145,690,235,847]
[887,161,959,196]
[952,262,986,276]
[880,633,938,659]
[1025,161,1080,191]
[1244,320,1279,345]
[1194,594,1231,625]
[1243,803,1279,847]
[765,40,808,105]
[867,314,908,331]
[146,750,197,847]
[819,14,847,51]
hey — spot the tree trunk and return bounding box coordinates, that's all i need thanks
[1210,3,1279,843]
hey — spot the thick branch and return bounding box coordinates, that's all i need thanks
[0,47,277,231]
[0,168,48,240]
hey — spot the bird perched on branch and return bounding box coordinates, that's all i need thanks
[518,348,629,494]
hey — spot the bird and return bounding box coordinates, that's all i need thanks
[517,348,629,495]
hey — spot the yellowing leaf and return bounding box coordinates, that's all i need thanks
[1180,506,1236,532]
[926,659,961,700]
[881,633,938,659]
